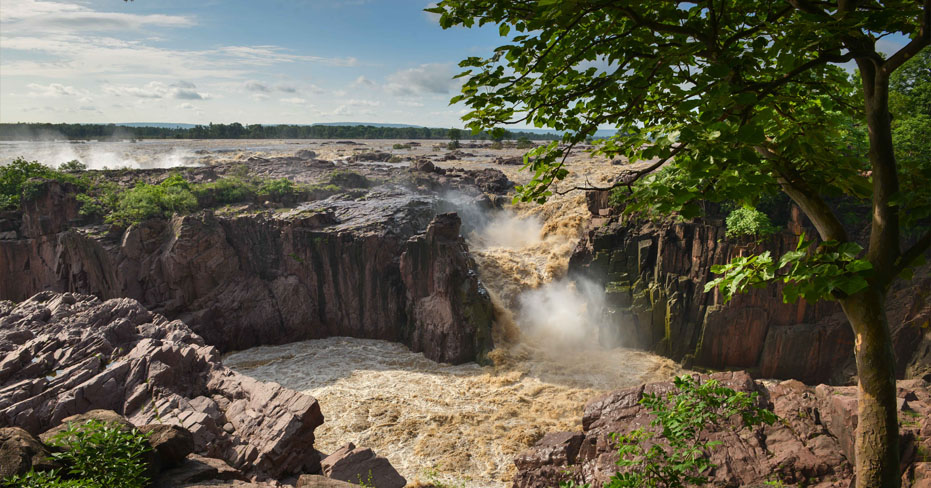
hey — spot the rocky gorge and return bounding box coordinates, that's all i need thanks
[0,141,929,487]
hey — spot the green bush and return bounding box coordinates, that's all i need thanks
[0,158,82,210]
[257,178,298,200]
[604,376,776,488]
[392,143,412,150]
[489,141,504,150]
[2,419,152,488]
[192,176,257,205]
[59,160,87,172]
[725,206,778,239]
[107,174,197,226]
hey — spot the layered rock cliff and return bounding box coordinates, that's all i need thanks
[0,161,501,364]
[570,192,931,384]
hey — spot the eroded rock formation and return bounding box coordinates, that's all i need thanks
[0,292,323,479]
[570,192,931,384]
[0,161,501,364]
[515,371,931,488]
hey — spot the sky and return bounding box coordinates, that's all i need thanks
[0,0,506,127]
[0,0,913,128]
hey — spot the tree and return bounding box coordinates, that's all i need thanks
[428,1,930,487]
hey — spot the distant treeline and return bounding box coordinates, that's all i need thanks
[0,123,561,141]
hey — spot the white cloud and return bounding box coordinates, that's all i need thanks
[280,97,307,104]
[178,103,196,110]
[345,99,380,106]
[385,63,458,96]
[103,81,209,100]
[25,82,77,97]
[0,0,194,31]
[398,100,425,107]
[352,76,376,87]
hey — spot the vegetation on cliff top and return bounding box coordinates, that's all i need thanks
[431,1,929,486]
[0,157,366,226]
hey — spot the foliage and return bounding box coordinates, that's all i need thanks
[432,3,928,484]
[106,174,198,226]
[705,234,873,304]
[257,178,298,200]
[192,176,257,205]
[2,420,151,488]
[889,49,931,229]
[725,206,778,240]
[515,137,534,149]
[606,376,776,488]
[49,419,151,488]
[59,160,87,172]
[2,469,96,488]
[0,158,84,210]
[392,143,412,150]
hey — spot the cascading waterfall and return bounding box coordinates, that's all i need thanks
[225,187,681,487]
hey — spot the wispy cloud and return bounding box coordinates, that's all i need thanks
[385,63,459,96]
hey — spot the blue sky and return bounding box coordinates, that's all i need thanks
[0,0,505,126]
[0,0,912,127]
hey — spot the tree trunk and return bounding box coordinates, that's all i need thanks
[840,289,900,488]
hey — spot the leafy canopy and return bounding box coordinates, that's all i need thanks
[429,0,928,299]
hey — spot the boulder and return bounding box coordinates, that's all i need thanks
[0,293,324,480]
[141,423,195,468]
[320,443,406,488]
[0,426,56,478]
[153,453,248,488]
[39,409,135,445]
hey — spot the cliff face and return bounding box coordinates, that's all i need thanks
[0,173,498,365]
[570,191,931,384]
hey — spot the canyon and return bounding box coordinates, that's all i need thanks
[1,140,929,487]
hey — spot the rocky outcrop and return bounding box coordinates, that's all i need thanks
[401,213,494,364]
[514,371,931,488]
[570,194,931,384]
[320,443,407,488]
[0,164,499,364]
[0,292,323,479]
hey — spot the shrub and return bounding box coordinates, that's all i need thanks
[446,140,461,150]
[0,158,82,210]
[2,419,152,488]
[392,143,412,150]
[515,137,534,149]
[725,206,778,239]
[604,376,776,488]
[192,176,257,205]
[489,141,504,149]
[257,178,298,200]
[59,160,87,172]
[107,174,197,226]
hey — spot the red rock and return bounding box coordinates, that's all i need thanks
[320,443,406,488]
[0,293,323,480]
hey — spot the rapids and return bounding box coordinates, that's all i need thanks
[226,152,682,487]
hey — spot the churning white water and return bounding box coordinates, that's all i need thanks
[225,167,681,487]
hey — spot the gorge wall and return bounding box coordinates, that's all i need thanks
[0,166,499,365]
[570,191,931,384]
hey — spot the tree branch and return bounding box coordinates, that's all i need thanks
[883,0,930,74]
